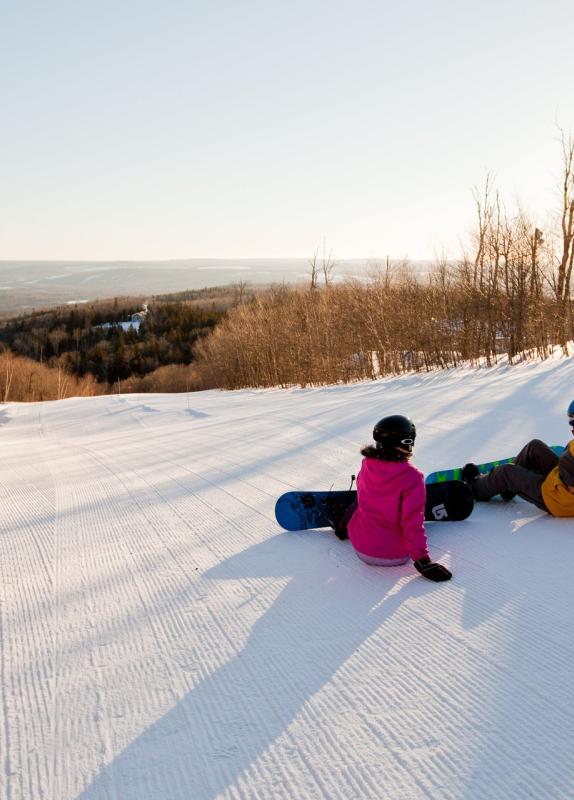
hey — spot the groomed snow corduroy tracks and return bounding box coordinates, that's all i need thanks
[1,358,574,799]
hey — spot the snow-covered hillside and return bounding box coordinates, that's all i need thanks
[2,356,574,800]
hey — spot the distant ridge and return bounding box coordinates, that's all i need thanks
[0,258,435,316]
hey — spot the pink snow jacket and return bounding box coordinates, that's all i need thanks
[347,456,430,562]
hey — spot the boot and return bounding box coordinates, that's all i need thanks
[461,463,479,486]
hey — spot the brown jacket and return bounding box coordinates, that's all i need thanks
[542,440,574,516]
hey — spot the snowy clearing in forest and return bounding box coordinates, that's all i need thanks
[1,354,574,799]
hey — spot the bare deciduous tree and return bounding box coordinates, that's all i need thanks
[309,240,336,288]
[552,128,574,348]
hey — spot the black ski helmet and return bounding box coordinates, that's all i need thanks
[373,415,416,457]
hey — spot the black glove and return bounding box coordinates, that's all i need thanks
[414,557,452,582]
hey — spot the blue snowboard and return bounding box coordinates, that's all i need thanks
[275,480,473,532]
[425,445,565,484]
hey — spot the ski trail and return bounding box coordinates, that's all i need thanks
[2,356,574,798]
[0,444,57,800]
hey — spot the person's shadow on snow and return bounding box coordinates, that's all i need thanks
[76,533,437,800]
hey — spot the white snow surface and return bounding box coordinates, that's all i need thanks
[1,356,574,800]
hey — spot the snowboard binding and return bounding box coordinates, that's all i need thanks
[325,475,356,540]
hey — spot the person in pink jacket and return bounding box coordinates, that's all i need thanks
[341,415,452,582]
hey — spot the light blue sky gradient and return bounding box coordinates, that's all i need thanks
[1,0,573,260]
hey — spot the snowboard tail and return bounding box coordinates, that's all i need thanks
[425,445,565,484]
[275,480,473,532]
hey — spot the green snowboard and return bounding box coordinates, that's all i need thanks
[425,445,565,484]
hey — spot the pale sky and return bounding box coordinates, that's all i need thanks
[1,0,573,261]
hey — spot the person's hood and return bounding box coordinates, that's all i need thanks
[360,457,416,486]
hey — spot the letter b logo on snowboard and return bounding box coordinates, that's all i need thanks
[431,503,448,520]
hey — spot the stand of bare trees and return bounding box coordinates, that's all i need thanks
[194,132,574,391]
[192,227,567,390]
[0,350,98,402]
[192,265,557,390]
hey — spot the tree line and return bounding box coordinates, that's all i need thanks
[2,131,573,400]
[0,295,224,400]
[192,132,574,389]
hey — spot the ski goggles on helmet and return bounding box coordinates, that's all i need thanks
[569,413,574,430]
[376,435,415,449]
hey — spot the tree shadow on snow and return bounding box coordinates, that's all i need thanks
[75,533,436,800]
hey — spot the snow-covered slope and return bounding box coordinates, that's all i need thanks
[1,356,574,799]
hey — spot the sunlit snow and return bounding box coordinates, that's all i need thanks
[1,354,573,799]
